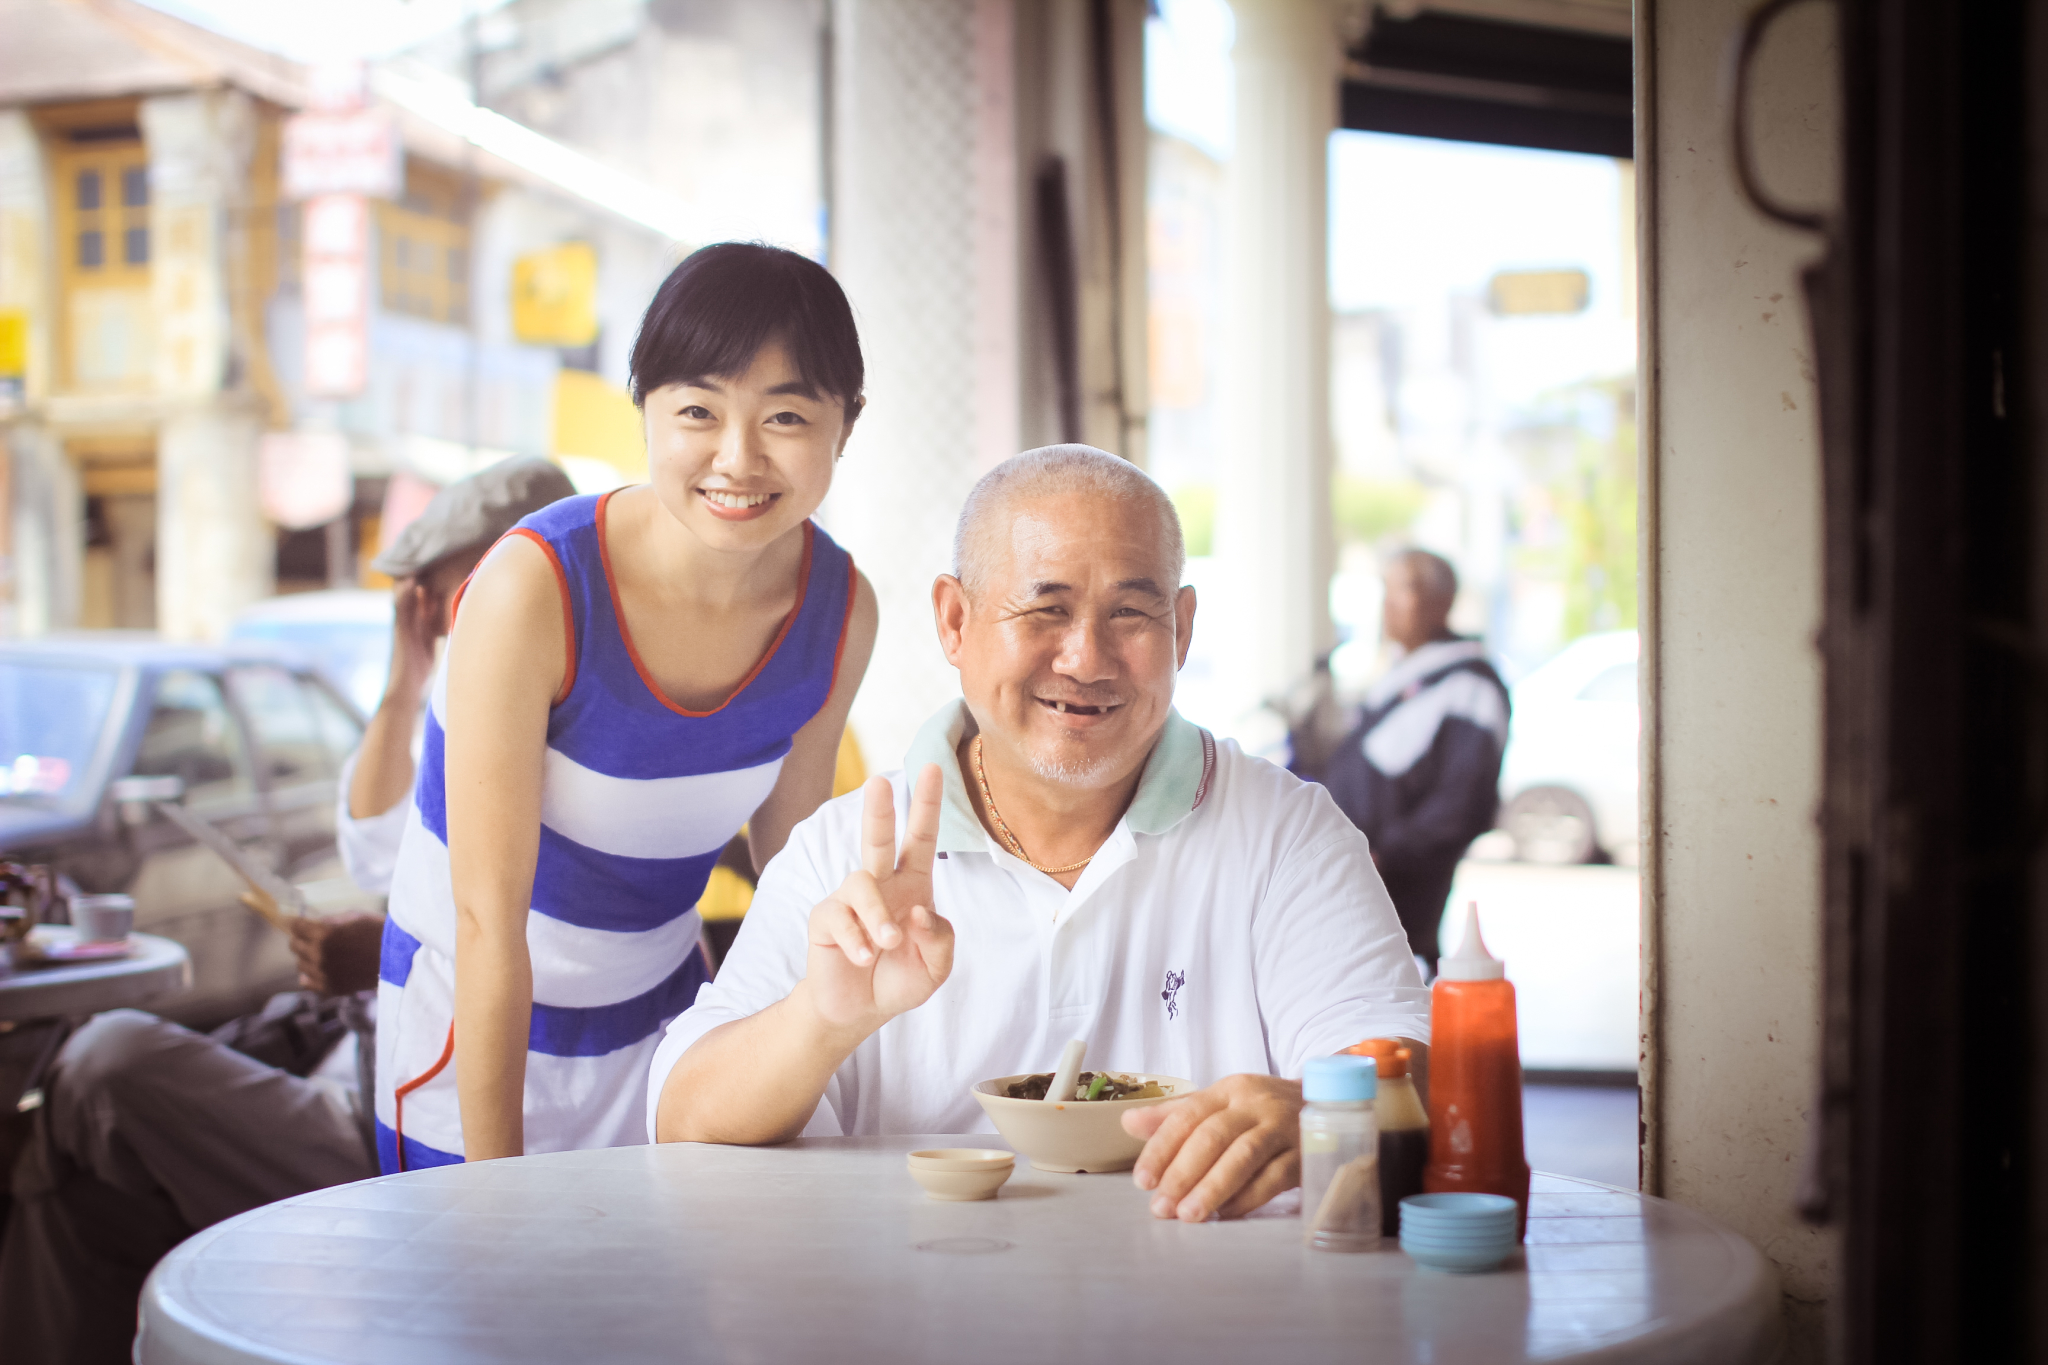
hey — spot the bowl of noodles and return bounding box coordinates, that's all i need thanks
[971,1071,1192,1173]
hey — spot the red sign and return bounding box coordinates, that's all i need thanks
[283,110,401,200]
[303,194,369,398]
[259,432,353,530]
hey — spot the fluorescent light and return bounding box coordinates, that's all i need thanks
[371,63,699,242]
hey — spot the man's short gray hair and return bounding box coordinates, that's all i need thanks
[952,444,1185,598]
[1391,547,1458,605]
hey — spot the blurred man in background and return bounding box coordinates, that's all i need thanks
[1321,550,1509,975]
[0,458,574,1365]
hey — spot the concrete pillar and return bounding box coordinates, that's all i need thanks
[0,109,62,636]
[4,425,78,636]
[826,0,1016,766]
[141,91,272,639]
[826,0,1149,765]
[1639,0,1840,1356]
[1213,0,1338,715]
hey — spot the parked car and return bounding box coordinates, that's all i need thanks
[229,589,394,718]
[0,634,373,1027]
[1496,630,1639,865]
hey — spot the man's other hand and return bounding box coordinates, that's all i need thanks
[803,765,953,1033]
[1123,1073,1305,1221]
[289,914,385,996]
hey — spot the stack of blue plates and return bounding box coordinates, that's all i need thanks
[1397,1193,1521,1272]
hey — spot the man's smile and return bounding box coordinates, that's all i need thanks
[1035,695,1122,719]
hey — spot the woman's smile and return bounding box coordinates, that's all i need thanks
[698,487,782,521]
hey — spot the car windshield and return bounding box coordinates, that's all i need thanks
[228,622,391,717]
[0,661,119,801]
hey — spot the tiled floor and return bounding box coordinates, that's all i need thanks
[1522,1084,1640,1190]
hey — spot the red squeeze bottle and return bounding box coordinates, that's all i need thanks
[1422,901,1531,1237]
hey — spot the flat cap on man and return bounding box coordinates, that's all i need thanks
[371,457,577,579]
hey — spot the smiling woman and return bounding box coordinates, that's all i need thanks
[372,243,880,1173]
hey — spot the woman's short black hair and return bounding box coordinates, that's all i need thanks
[629,242,864,422]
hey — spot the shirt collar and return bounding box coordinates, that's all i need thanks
[902,700,1216,854]
[1363,638,1489,709]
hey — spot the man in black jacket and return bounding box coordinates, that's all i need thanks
[1321,551,1509,974]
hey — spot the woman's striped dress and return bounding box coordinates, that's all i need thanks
[373,491,855,1171]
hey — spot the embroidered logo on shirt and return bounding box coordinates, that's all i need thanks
[1161,969,1186,1021]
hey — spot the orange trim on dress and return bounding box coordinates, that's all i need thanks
[504,527,578,706]
[392,1022,457,1173]
[829,555,859,697]
[446,530,577,708]
[593,488,815,719]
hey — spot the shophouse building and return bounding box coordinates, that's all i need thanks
[0,0,682,641]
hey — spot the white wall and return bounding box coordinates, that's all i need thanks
[1640,0,1841,1357]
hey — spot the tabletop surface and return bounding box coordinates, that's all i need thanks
[139,1135,1780,1365]
[0,927,191,1022]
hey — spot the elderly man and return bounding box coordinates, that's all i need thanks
[1320,550,1509,974]
[652,445,1426,1221]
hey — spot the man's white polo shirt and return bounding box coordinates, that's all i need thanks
[647,702,1429,1139]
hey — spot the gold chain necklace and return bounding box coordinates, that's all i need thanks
[971,735,1095,875]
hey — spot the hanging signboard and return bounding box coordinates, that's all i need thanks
[259,431,353,530]
[283,110,401,201]
[303,194,369,397]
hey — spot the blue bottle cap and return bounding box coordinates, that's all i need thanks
[1303,1055,1377,1102]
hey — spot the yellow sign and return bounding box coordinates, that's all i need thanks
[1487,269,1591,317]
[512,242,599,346]
[0,308,24,377]
[552,369,645,480]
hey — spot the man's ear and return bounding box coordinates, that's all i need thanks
[1174,584,1197,670]
[933,574,970,667]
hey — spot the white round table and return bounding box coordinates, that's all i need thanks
[0,927,192,1022]
[138,1135,1779,1364]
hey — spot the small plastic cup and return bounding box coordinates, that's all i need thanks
[70,894,135,943]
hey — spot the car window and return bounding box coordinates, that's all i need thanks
[133,670,256,805]
[0,661,119,802]
[302,677,364,768]
[227,665,334,785]
[1578,662,1637,703]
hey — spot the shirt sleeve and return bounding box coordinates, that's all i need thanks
[1252,782,1432,1075]
[334,746,409,896]
[644,795,860,1142]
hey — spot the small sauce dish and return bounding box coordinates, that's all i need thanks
[906,1148,1015,1202]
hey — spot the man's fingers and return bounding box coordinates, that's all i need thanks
[906,903,954,983]
[809,898,878,967]
[859,775,897,879]
[1215,1148,1302,1221]
[1171,1122,1293,1222]
[1149,1109,1258,1214]
[1122,1103,1172,1141]
[840,870,903,952]
[1130,1092,1224,1191]
[897,763,944,876]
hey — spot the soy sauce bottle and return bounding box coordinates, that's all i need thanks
[1344,1038,1428,1237]
[1422,902,1531,1237]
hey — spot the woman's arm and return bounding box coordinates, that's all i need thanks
[746,571,878,872]
[444,536,566,1162]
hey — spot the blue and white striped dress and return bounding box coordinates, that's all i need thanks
[373,491,856,1172]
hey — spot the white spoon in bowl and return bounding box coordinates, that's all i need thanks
[1045,1039,1086,1104]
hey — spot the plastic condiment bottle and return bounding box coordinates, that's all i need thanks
[1343,1038,1428,1237]
[1422,902,1531,1237]
[1300,1055,1381,1251]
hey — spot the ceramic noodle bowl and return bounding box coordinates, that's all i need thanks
[971,1073,1191,1173]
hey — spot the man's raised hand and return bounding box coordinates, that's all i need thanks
[804,765,952,1033]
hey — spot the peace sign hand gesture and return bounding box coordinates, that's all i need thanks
[804,765,954,1034]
